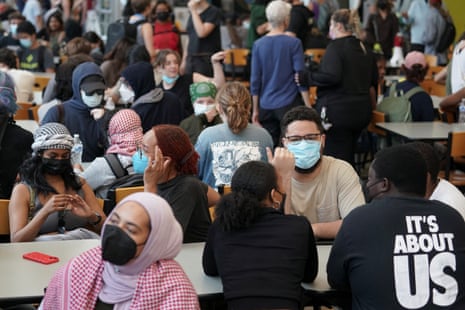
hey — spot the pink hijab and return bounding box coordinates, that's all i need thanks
[105,109,143,156]
[98,192,183,306]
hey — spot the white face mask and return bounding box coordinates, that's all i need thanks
[81,90,103,108]
[194,103,216,115]
[119,83,135,103]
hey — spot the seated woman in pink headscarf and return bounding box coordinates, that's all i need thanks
[40,192,200,310]
[80,109,144,199]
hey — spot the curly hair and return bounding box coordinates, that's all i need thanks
[19,154,81,197]
[216,161,277,231]
[152,125,199,175]
[216,82,251,134]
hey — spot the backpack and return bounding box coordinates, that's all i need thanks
[436,17,456,53]
[153,22,181,52]
[102,153,143,215]
[105,18,146,53]
[377,82,424,122]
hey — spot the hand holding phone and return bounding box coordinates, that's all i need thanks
[23,252,59,265]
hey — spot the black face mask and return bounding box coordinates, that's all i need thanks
[362,179,384,203]
[42,158,72,175]
[102,225,142,265]
[156,12,170,21]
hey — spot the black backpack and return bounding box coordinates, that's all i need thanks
[102,153,143,215]
[105,18,146,53]
[436,17,456,53]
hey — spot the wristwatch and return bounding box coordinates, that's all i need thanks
[90,212,102,226]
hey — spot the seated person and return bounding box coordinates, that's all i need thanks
[203,160,318,310]
[0,71,33,199]
[142,124,220,242]
[0,47,34,102]
[380,51,434,122]
[42,62,109,162]
[16,20,55,73]
[120,61,184,132]
[180,81,222,145]
[0,12,25,51]
[327,145,465,309]
[408,141,465,219]
[280,106,365,239]
[41,192,199,309]
[196,82,273,189]
[81,109,144,199]
[439,86,465,118]
[9,122,105,242]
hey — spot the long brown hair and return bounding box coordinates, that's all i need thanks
[216,82,251,134]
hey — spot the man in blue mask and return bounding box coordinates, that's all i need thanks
[279,106,365,239]
[16,20,55,73]
[0,12,25,51]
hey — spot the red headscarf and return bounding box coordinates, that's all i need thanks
[106,109,143,157]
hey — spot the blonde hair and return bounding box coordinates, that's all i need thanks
[331,9,362,39]
[216,82,251,134]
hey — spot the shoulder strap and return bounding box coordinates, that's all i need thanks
[388,82,398,97]
[26,184,35,221]
[104,153,128,178]
[404,86,424,100]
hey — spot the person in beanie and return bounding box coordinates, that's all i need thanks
[180,81,222,144]
[142,124,220,243]
[0,70,33,199]
[9,122,105,242]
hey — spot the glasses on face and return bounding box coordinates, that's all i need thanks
[283,133,322,143]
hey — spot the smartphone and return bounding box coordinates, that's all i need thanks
[23,252,59,265]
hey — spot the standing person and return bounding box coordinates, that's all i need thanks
[404,0,429,53]
[142,124,220,243]
[450,32,465,93]
[155,49,225,118]
[180,0,222,77]
[251,0,310,147]
[128,0,156,62]
[22,0,43,31]
[151,0,181,54]
[16,20,55,73]
[196,82,273,189]
[298,9,378,166]
[41,192,200,309]
[246,0,271,49]
[423,0,448,65]
[285,0,314,49]
[203,160,318,310]
[327,144,465,309]
[9,122,105,242]
[42,62,108,162]
[364,0,399,61]
[0,71,33,199]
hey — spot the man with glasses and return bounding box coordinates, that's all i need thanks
[279,106,365,239]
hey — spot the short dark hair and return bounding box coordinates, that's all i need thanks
[0,48,17,69]
[372,145,427,196]
[280,106,325,137]
[406,142,440,181]
[8,12,25,22]
[17,20,35,35]
[131,0,150,13]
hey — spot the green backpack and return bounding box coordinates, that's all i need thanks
[377,82,424,122]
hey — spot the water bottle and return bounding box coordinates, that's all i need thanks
[459,100,465,123]
[71,134,83,166]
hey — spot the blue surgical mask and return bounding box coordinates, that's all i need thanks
[162,74,179,84]
[19,38,32,48]
[286,140,321,169]
[80,91,103,108]
[132,150,148,174]
[9,24,17,36]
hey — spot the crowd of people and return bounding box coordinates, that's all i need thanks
[0,0,464,309]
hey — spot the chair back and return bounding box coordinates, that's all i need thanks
[420,79,446,97]
[367,110,387,136]
[33,76,51,92]
[424,54,438,67]
[0,199,10,235]
[304,49,326,63]
[223,48,250,80]
[14,102,39,121]
[114,186,145,205]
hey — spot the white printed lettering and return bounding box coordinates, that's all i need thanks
[394,254,429,308]
[430,252,457,306]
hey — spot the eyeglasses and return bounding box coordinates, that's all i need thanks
[283,133,322,143]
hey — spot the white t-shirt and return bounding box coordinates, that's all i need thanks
[430,178,465,220]
[290,156,366,224]
[451,40,465,93]
[22,0,42,31]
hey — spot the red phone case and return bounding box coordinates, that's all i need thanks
[23,252,59,265]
